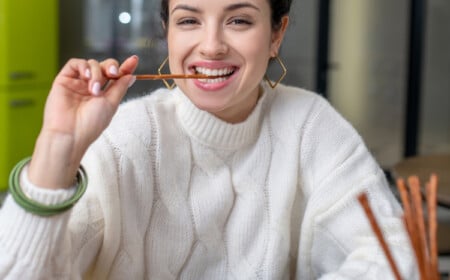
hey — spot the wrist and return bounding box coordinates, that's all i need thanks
[28,130,86,189]
[9,157,88,216]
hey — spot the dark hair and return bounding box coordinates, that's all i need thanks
[160,0,292,31]
[270,0,293,30]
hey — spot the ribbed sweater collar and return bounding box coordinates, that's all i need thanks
[175,85,270,150]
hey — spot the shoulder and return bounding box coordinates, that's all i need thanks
[264,83,364,154]
[272,84,361,144]
[264,83,333,129]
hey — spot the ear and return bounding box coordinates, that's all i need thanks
[270,16,289,56]
[161,20,167,32]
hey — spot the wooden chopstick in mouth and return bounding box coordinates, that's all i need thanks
[110,73,230,80]
[134,74,209,80]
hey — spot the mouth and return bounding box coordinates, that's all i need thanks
[194,66,237,83]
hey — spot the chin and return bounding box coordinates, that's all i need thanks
[195,103,226,114]
[187,94,228,112]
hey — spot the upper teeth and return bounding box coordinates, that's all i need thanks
[195,67,234,77]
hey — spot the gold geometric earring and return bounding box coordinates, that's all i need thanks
[264,55,287,89]
[158,56,176,90]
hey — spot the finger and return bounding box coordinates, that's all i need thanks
[53,59,91,96]
[104,74,136,106]
[87,59,107,96]
[100,55,139,92]
[58,58,91,80]
[57,76,90,96]
[100,58,120,79]
[118,55,139,75]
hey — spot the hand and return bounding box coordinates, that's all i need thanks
[28,56,139,189]
[44,56,138,149]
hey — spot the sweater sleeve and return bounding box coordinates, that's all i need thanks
[0,152,108,279]
[0,190,73,279]
[298,97,418,280]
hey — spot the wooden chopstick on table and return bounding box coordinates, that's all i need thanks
[398,174,439,280]
[358,174,440,280]
[358,193,403,280]
[426,175,439,279]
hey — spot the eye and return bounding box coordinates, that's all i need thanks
[176,18,199,25]
[228,17,252,25]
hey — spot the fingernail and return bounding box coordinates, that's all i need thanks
[92,82,101,96]
[128,76,136,88]
[109,65,118,76]
[85,69,91,78]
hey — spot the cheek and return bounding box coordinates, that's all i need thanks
[167,30,196,62]
[167,30,178,56]
[167,32,186,71]
[237,34,271,66]
[237,30,272,56]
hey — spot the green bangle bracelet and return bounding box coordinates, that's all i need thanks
[8,157,88,216]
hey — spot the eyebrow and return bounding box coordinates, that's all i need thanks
[170,2,261,15]
[171,4,199,15]
[225,2,261,12]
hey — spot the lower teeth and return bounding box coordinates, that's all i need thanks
[199,77,227,83]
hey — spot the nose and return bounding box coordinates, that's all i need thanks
[199,26,228,58]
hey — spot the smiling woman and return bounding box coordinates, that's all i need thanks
[0,0,417,279]
[164,0,288,123]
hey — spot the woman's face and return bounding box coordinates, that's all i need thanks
[166,0,288,123]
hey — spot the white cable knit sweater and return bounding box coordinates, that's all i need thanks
[0,83,416,279]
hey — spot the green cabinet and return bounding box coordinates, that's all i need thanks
[0,0,58,190]
[0,89,46,190]
[0,0,58,86]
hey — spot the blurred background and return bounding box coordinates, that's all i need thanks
[1,0,449,186]
[0,0,449,276]
[62,0,448,169]
[1,0,450,273]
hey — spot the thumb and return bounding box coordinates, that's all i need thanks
[104,74,136,106]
